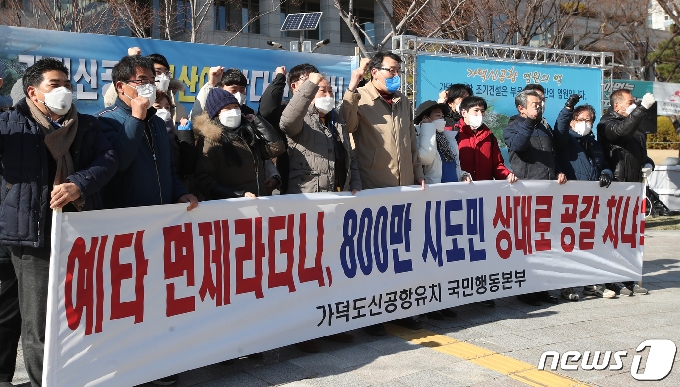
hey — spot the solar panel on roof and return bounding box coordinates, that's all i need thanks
[280,12,322,31]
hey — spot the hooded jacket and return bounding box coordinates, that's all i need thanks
[279,80,361,193]
[597,106,653,183]
[1,98,118,247]
[456,119,511,181]
[503,114,559,180]
[342,81,424,189]
[193,113,285,199]
[97,97,187,209]
[553,107,611,181]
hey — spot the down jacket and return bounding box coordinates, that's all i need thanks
[503,115,559,180]
[193,113,285,199]
[597,106,654,183]
[279,80,361,193]
[415,122,466,184]
[553,107,611,181]
[1,98,118,247]
[98,98,187,209]
[456,120,511,181]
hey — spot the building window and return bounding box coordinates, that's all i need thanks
[215,0,260,33]
[339,1,374,44]
[178,0,192,32]
[280,0,320,40]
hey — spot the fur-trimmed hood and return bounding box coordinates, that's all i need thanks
[193,113,224,143]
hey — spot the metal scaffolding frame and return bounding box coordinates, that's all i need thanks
[391,35,615,116]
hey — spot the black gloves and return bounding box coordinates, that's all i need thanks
[565,94,581,109]
[599,171,613,188]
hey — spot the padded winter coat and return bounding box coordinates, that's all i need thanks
[0,98,117,247]
[279,80,361,193]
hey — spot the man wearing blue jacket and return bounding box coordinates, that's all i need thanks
[97,55,197,212]
[0,58,118,387]
[97,54,196,386]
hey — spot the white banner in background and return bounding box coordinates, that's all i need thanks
[654,82,680,115]
[44,181,645,386]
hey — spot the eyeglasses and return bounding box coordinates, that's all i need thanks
[154,69,172,77]
[376,67,400,75]
[125,79,153,86]
[574,118,593,123]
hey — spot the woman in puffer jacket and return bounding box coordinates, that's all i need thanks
[193,88,285,199]
[414,100,470,184]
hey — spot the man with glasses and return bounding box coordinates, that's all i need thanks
[97,54,197,386]
[553,95,619,301]
[104,50,188,124]
[342,51,425,336]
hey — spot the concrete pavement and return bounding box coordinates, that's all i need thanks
[11,230,680,387]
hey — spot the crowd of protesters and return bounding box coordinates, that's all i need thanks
[0,48,656,386]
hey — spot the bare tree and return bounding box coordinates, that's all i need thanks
[109,0,154,37]
[1,0,117,34]
[334,0,469,57]
[222,0,287,45]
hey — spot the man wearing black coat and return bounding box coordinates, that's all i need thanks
[598,89,655,184]
[503,89,566,306]
[597,89,655,296]
[0,58,118,387]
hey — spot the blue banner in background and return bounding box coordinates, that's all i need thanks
[416,56,603,145]
[0,26,353,116]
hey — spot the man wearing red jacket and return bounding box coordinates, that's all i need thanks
[456,96,518,183]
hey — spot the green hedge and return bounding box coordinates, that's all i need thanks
[648,116,680,150]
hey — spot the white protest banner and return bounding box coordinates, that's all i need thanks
[44,181,645,386]
[653,81,680,116]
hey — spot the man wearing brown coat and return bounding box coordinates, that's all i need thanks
[342,52,425,191]
[341,52,425,336]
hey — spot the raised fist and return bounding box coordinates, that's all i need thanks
[308,72,324,85]
[131,96,151,120]
[209,66,225,86]
[641,93,655,109]
[438,90,449,103]
[565,94,581,109]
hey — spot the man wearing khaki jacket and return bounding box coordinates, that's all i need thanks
[342,52,425,337]
[343,52,424,191]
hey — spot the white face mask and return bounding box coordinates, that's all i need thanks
[314,96,335,114]
[625,103,637,115]
[156,108,172,122]
[468,115,483,129]
[219,109,242,128]
[135,83,157,104]
[36,87,72,116]
[573,121,592,136]
[233,92,247,106]
[433,118,446,132]
[155,74,170,92]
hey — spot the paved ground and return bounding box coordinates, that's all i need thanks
[11,230,680,387]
